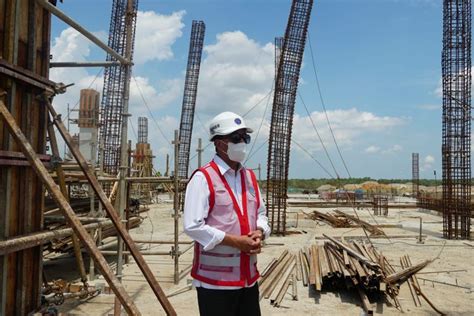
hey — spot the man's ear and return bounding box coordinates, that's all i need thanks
[215,139,227,154]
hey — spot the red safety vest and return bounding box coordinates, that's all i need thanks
[190,160,261,286]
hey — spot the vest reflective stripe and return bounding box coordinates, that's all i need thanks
[202,245,236,254]
[190,160,260,287]
[200,254,241,267]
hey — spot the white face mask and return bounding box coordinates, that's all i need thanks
[227,142,247,163]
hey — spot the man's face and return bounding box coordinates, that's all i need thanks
[215,129,251,156]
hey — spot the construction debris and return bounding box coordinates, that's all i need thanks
[308,210,385,236]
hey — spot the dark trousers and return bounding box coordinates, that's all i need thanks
[196,283,261,316]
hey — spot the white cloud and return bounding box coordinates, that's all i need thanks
[50,27,102,121]
[289,108,406,154]
[129,77,182,116]
[365,145,380,153]
[424,155,435,164]
[197,31,275,117]
[134,10,185,64]
[421,154,435,171]
[382,144,403,154]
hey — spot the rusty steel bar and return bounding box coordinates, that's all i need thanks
[46,101,176,315]
[0,100,140,315]
[47,114,89,285]
[0,220,113,255]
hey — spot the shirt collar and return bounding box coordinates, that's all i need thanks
[213,154,244,175]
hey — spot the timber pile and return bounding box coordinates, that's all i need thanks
[333,210,384,236]
[258,250,298,307]
[309,210,352,227]
[259,235,441,315]
[309,210,385,236]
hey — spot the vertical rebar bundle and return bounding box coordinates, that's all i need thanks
[132,116,153,199]
[442,0,472,239]
[138,117,148,144]
[177,20,206,179]
[266,0,313,235]
[99,0,138,175]
[275,37,284,78]
[412,153,419,199]
[373,196,389,216]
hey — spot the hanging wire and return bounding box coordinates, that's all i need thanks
[291,139,335,178]
[245,85,274,163]
[128,117,138,142]
[246,140,268,162]
[307,33,351,178]
[242,88,274,117]
[132,75,171,145]
[298,92,340,179]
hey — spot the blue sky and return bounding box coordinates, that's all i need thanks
[49,0,447,180]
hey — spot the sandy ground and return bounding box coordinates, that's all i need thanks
[48,196,474,315]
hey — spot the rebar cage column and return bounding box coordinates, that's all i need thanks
[99,0,139,176]
[412,153,419,199]
[441,0,472,239]
[177,20,205,180]
[266,0,313,235]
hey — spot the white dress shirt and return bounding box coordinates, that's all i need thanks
[183,155,270,289]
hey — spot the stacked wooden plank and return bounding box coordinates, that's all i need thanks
[261,236,435,314]
[258,250,298,307]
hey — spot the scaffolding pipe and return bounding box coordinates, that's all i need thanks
[134,240,193,245]
[0,221,113,256]
[116,0,135,290]
[36,0,129,64]
[172,130,180,284]
[50,61,122,68]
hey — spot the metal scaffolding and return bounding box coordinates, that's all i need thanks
[177,20,206,179]
[266,0,313,235]
[99,0,138,176]
[441,0,472,239]
[412,153,419,199]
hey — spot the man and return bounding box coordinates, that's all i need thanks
[183,111,270,316]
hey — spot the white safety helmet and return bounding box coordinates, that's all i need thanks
[208,111,253,141]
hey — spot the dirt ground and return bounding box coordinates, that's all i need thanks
[49,195,474,315]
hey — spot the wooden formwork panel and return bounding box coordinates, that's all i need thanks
[0,0,51,315]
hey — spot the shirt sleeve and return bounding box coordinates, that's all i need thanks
[255,184,271,240]
[183,171,226,251]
